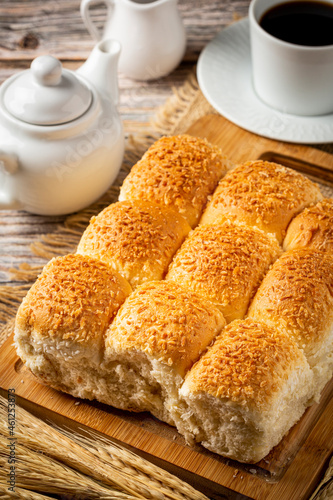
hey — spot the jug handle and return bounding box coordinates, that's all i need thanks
[0,152,21,210]
[81,0,114,42]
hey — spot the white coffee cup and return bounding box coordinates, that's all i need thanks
[249,0,333,116]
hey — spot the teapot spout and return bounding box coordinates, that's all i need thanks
[77,39,121,105]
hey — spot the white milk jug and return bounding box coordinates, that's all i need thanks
[81,0,187,80]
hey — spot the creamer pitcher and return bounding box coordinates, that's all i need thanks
[81,0,186,80]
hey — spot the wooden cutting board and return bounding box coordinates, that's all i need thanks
[1,114,333,500]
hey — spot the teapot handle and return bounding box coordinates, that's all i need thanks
[81,0,114,42]
[0,152,21,210]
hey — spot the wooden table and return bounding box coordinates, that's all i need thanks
[1,4,333,499]
[0,0,251,302]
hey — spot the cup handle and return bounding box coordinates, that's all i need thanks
[80,0,114,42]
[0,152,21,210]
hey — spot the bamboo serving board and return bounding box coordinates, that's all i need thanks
[1,114,333,500]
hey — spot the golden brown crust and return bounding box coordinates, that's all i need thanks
[105,280,226,377]
[200,160,322,243]
[166,221,281,322]
[184,318,306,409]
[119,135,231,228]
[77,200,191,289]
[248,249,333,357]
[15,254,132,345]
[283,198,333,252]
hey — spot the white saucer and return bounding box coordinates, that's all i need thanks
[197,18,333,145]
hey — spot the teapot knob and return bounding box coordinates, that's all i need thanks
[31,56,62,86]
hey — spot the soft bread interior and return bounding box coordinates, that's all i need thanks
[99,349,185,425]
[175,318,315,463]
[310,332,333,401]
[179,362,313,463]
[100,280,226,428]
[15,328,104,400]
[14,253,132,401]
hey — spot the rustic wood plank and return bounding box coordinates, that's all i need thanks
[188,114,333,172]
[0,0,251,61]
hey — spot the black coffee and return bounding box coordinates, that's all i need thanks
[259,1,333,46]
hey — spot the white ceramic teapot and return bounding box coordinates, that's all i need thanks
[0,39,124,216]
[81,0,186,80]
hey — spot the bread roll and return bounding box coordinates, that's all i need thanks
[119,135,231,228]
[283,198,333,252]
[166,221,281,323]
[77,200,191,289]
[13,133,333,466]
[100,280,226,429]
[178,318,313,463]
[200,160,322,243]
[248,249,333,398]
[14,254,132,399]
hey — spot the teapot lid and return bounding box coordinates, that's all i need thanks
[3,55,92,125]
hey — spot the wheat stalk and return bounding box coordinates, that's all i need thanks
[58,427,209,500]
[0,439,136,499]
[0,396,143,498]
[0,396,208,500]
[0,482,54,500]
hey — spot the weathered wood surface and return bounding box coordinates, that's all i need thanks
[0,0,251,293]
[0,0,250,62]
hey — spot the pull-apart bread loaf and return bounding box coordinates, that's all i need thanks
[248,249,333,398]
[14,134,333,464]
[283,198,333,252]
[119,134,232,228]
[166,221,281,323]
[14,254,132,399]
[100,280,225,429]
[200,160,322,243]
[77,200,191,289]
[179,318,313,463]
